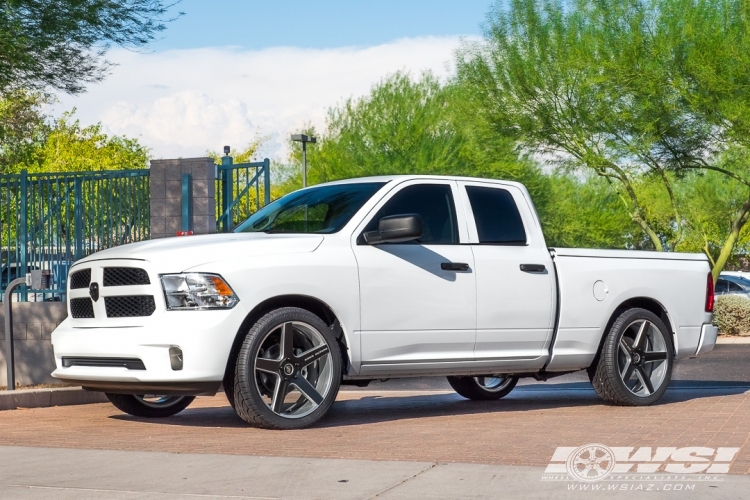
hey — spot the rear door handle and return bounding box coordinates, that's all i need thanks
[441,262,470,272]
[520,264,546,273]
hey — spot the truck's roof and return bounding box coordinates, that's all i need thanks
[316,175,526,190]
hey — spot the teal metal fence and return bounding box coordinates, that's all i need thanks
[216,156,270,232]
[0,169,150,301]
[0,156,272,300]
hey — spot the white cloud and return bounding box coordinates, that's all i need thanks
[53,36,471,160]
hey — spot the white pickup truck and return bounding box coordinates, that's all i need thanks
[51,175,718,429]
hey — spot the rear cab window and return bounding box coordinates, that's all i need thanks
[465,185,527,245]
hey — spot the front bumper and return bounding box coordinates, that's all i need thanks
[51,303,248,395]
[695,323,718,356]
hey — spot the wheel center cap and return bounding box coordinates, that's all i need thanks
[283,363,294,376]
[632,352,641,364]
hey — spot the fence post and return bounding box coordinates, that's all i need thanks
[3,277,26,390]
[19,170,28,301]
[263,158,271,207]
[181,174,192,233]
[220,154,233,232]
[73,177,83,260]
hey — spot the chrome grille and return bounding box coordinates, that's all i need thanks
[69,269,91,289]
[103,267,150,287]
[70,298,94,318]
[104,295,156,317]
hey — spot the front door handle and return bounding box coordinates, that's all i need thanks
[520,264,546,273]
[441,262,470,272]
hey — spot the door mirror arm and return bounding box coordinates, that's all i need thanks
[363,214,423,245]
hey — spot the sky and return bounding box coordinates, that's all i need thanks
[54,0,494,160]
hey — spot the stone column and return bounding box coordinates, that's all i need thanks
[0,302,67,386]
[150,158,216,239]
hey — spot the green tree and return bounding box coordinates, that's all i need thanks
[282,72,553,214]
[27,112,149,172]
[277,71,635,249]
[656,0,750,279]
[456,0,716,252]
[0,0,179,95]
[311,72,470,181]
[0,89,49,172]
[1,94,150,174]
[458,0,750,279]
[543,174,639,249]
[447,81,554,220]
[676,171,750,269]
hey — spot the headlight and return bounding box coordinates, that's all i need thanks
[160,273,239,310]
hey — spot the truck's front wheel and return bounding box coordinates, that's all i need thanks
[591,308,673,406]
[233,307,341,429]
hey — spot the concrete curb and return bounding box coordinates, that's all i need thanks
[0,387,108,411]
[717,336,750,344]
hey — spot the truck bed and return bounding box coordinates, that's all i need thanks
[546,248,712,372]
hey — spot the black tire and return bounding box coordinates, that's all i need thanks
[223,370,236,409]
[233,307,342,429]
[447,375,518,400]
[105,393,195,418]
[590,308,673,406]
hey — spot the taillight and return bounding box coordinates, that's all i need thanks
[705,272,715,312]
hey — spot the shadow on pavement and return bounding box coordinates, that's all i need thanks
[107,380,749,429]
[106,344,750,428]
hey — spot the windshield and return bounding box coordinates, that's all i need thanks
[234,182,386,234]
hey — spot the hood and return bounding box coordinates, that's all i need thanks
[74,233,324,272]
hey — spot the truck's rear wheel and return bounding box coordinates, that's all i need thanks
[447,375,518,400]
[106,394,194,418]
[233,307,341,429]
[591,308,673,406]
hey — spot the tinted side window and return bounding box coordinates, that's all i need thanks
[715,280,728,293]
[363,184,459,244]
[466,186,527,245]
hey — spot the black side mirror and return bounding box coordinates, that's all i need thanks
[364,214,423,245]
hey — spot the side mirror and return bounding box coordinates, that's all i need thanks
[364,214,423,245]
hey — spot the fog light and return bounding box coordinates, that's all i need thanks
[169,346,183,371]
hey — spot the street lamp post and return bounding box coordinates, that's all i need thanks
[291,134,316,188]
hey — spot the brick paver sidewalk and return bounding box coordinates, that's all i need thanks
[1,387,748,474]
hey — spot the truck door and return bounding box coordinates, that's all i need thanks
[353,180,476,368]
[458,181,555,361]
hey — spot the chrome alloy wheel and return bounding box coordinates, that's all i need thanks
[617,319,669,396]
[134,395,187,408]
[253,321,334,419]
[473,376,514,392]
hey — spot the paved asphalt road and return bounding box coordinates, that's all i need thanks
[347,343,750,391]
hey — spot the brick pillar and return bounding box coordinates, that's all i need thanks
[0,302,67,386]
[150,158,216,239]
